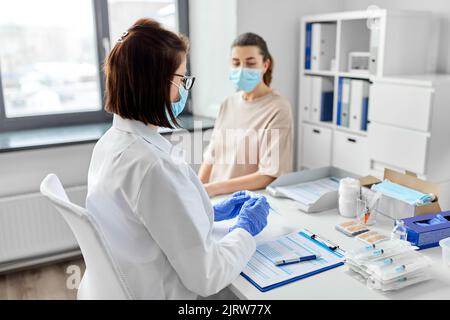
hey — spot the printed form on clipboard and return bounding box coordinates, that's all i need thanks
[241,229,345,292]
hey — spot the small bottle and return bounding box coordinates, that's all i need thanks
[391,220,408,241]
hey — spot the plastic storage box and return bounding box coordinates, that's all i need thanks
[440,237,450,267]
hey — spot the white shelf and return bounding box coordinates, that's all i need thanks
[304,70,336,77]
[302,119,334,129]
[338,72,371,80]
[301,9,385,23]
[297,9,434,177]
[302,120,369,137]
[335,126,368,137]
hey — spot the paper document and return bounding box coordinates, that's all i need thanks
[242,231,344,289]
[275,177,339,205]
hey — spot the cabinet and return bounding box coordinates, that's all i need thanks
[298,9,441,180]
[368,75,450,181]
[301,123,332,169]
[332,131,369,176]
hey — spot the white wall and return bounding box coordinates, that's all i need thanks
[0,144,94,198]
[189,0,238,118]
[235,0,345,166]
[343,0,450,73]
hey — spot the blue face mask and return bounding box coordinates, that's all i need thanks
[170,82,189,118]
[229,68,262,93]
[371,180,434,206]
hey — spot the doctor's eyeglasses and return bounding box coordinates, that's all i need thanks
[173,74,196,90]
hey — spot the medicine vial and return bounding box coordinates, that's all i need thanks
[391,220,408,241]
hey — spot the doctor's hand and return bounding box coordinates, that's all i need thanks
[213,191,252,222]
[229,196,270,236]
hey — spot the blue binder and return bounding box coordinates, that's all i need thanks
[361,97,369,131]
[240,229,345,292]
[305,23,312,69]
[320,91,334,122]
[336,77,343,126]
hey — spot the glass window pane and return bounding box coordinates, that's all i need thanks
[108,0,177,45]
[0,0,101,118]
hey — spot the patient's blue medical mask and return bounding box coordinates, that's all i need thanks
[170,81,189,117]
[371,180,434,206]
[229,68,262,93]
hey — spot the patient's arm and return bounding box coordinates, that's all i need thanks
[204,172,275,197]
[198,162,212,184]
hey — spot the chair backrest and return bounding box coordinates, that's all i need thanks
[40,174,133,300]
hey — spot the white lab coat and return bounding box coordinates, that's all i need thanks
[86,115,256,299]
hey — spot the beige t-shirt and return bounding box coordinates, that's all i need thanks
[204,90,294,183]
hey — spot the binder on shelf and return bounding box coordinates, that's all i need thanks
[361,97,369,131]
[320,91,333,122]
[311,23,336,71]
[304,23,312,70]
[336,77,343,126]
[340,78,351,127]
[311,76,334,122]
[301,76,313,121]
[369,27,380,75]
[349,80,369,131]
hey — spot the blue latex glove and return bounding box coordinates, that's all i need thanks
[229,196,270,236]
[213,191,252,222]
[416,214,448,227]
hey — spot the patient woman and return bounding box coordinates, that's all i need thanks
[198,33,294,197]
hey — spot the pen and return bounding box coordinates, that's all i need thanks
[274,254,320,266]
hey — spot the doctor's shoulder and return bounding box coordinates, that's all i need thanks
[118,138,164,171]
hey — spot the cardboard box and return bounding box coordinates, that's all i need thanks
[360,169,441,220]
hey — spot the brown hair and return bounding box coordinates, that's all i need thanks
[231,33,274,86]
[104,18,189,128]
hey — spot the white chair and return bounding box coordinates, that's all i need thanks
[40,174,133,300]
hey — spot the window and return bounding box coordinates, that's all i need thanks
[108,0,178,44]
[0,0,101,119]
[0,0,189,132]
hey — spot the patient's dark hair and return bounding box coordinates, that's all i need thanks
[231,32,274,86]
[104,18,189,128]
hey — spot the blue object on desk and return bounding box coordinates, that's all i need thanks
[403,211,450,249]
[274,254,319,266]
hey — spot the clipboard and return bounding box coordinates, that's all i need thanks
[240,229,345,292]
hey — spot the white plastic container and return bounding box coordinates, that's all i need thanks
[439,237,450,267]
[339,198,357,218]
[339,178,360,218]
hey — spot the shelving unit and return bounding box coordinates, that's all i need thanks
[298,9,433,177]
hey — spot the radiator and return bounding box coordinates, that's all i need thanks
[0,186,86,270]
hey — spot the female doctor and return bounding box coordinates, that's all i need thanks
[85,19,269,299]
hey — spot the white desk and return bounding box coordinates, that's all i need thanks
[213,191,450,300]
